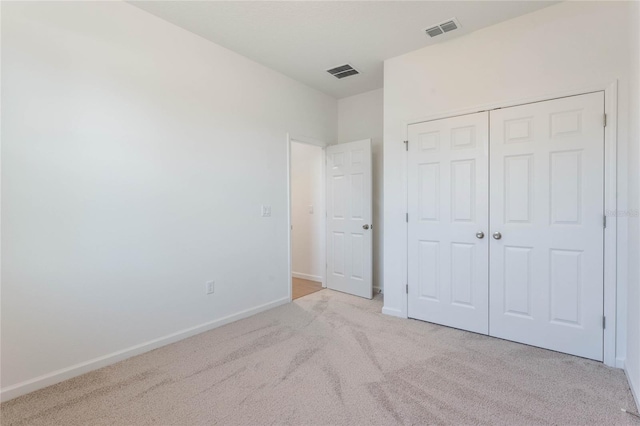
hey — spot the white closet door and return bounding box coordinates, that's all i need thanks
[408,112,489,334]
[326,140,373,299]
[489,92,605,360]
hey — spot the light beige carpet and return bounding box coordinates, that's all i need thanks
[2,290,638,425]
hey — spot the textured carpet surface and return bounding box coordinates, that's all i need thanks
[2,290,638,425]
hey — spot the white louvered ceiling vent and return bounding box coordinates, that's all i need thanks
[327,64,360,79]
[425,18,461,38]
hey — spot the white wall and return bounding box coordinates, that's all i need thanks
[291,141,324,283]
[383,1,631,363]
[627,0,640,407]
[338,88,383,292]
[1,1,336,399]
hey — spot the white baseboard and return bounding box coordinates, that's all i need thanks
[291,271,323,284]
[617,357,626,369]
[624,367,640,410]
[0,297,290,402]
[382,306,405,318]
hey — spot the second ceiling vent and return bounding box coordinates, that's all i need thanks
[425,18,461,38]
[327,64,359,79]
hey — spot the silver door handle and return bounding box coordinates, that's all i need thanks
[362,224,370,230]
[476,231,484,239]
[492,232,502,240]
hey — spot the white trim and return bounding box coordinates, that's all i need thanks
[286,133,328,301]
[288,134,326,148]
[616,357,626,369]
[321,145,327,289]
[625,367,640,410]
[382,306,404,318]
[603,81,618,367]
[403,83,615,127]
[0,296,290,402]
[292,271,323,284]
[397,81,621,367]
[287,134,293,302]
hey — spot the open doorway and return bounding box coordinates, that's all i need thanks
[289,139,325,300]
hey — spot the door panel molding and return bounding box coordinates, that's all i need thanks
[402,82,620,366]
[407,112,489,334]
[326,139,373,299]
[489,92,604,361]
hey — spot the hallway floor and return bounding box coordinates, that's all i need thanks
[292,277,323,300]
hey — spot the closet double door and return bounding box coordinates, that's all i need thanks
[407,92,605,361]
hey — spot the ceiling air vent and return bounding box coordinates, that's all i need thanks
[327,64,359,79]
[425,26,443,37]
[440,20,458,33]
[425,18,461,38]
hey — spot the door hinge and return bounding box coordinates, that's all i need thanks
[603,215,607,228]
[603,114,607,127]
[603,316,606,329]
[406,213,409,223]
[404,140,408,151]
[406,284,409,294]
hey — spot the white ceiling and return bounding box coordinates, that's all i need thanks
[129,1,558,99]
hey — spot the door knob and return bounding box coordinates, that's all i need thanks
[492,232,502,240]
[362,224,370,230]
[475,231,485,239]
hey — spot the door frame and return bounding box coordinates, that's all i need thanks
[402,81,620,367]
[286,133,327,303]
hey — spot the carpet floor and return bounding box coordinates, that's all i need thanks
[2,290,638,425]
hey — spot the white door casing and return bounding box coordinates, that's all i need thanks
[489,92,605,361]
[326,140,373,299]
[407,112,490,334]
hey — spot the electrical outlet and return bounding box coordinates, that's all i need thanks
[261,205,271,217]
[205,281,215,295]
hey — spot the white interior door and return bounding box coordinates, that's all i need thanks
[326,139,373,299]
[489,92,605,360]
[407,112,489,334]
